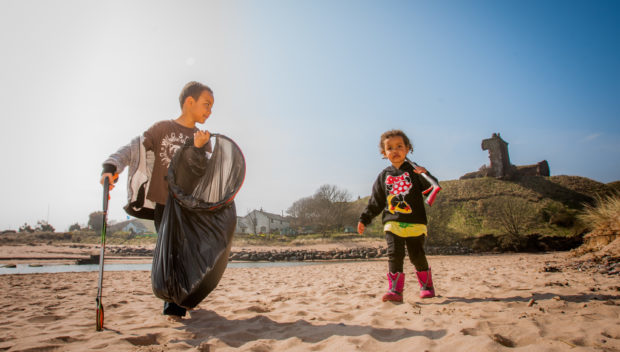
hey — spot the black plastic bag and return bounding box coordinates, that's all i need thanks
[151,134,245,308]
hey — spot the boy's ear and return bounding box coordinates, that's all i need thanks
[183,96,196,108]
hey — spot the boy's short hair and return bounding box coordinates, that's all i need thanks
[179,81,213,108]
[379,129,413,154]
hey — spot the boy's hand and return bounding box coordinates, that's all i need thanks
[357,222,365,235]
[100,173,117,191]
[194,130,211,148]
[413,165,427,174]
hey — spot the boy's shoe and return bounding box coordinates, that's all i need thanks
[416,268,435,298]
[163,301,187,317]
[382,272,405,302]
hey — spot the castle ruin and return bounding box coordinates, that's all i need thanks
[460,133,550,180]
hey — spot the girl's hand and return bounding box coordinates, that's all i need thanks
[357,222,366,235]
[194,130,211,148]
[413,165,427,174]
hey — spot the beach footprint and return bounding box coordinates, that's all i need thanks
[27,315,61,324]
[124,333,161,346]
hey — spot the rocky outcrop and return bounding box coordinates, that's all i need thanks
[228,246,474,262]
[460,133,550,180]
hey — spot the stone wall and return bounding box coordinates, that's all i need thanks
[481,133,511,178]
[461,133,550,180]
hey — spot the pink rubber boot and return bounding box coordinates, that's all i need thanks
[416,268,435,298]
[382,272,405,302]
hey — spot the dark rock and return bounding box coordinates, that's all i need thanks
[76,254,100,265]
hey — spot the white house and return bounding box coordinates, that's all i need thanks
[236,216,249,234]
[109,219,155,234]
[236,209,290,234]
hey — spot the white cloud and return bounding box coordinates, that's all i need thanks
[582,133,602,142]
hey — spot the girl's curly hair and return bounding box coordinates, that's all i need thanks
[379,129,413,155]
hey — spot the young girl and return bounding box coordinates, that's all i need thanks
[358,129,438,302]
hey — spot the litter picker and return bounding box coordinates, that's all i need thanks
[406,160,442,206]
[96,174,116,331]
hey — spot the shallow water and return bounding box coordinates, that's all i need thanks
[0,261,336,275]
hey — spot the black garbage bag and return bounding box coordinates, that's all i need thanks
[151,134,245,308]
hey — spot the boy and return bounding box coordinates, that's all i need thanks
[99,81,214,319]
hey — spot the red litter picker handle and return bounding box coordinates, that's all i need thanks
[409,160,441,206]
[96,173,117,331]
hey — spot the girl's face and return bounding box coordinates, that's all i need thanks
[382,136,409,167]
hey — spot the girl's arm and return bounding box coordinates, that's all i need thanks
[417,169,439,191]
[359,174,386,227]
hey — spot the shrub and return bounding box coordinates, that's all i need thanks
[578,194,620,234]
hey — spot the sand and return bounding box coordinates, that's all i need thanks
[1,248,619,351]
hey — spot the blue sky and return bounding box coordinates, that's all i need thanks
[0,0,618,231]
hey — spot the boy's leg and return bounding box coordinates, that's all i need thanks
[153,203,187,317]
[153,203,166,231]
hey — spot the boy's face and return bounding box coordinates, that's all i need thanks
[382,136,409,167]
[189,90,214,124]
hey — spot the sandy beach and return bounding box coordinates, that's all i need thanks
[1,245,619,351]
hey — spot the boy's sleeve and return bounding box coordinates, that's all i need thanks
[359,174,386,226]
[101,138,136,175]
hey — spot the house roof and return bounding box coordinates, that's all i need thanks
[249,209,289,222]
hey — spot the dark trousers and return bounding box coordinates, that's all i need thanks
[385,231,429,273]
[154,203,187,317]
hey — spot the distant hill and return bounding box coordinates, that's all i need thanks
[357,175,618,245]
[608,181,620,193]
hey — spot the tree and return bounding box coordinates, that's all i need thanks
[314,184,352,234]
[286,184,353,234]
[68,223,82,231]
[19,223,35,233]
[287,196,319,228]
[36,220,55,232]
[492,197,534,250]
[88,211,105,232]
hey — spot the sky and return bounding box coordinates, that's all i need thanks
[0,0,618,231]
